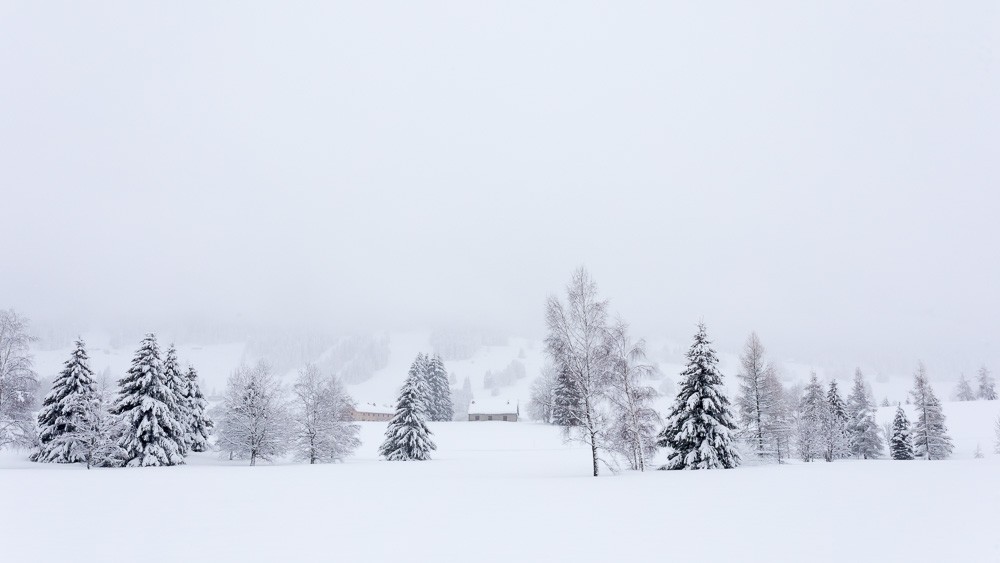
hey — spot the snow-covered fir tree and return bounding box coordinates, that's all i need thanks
[111,334,186,467]
[162,344,191,455]
[954,374,976,402]
[32,339,98,463]
[217,361,293,466]
[551,364,582,426]
[606,321,659,471]
[978,366,997,400]
[424,354,454,422]
[184,366,213,452]
[379,360,436,461]
[48,390,125,468]
[735,332,784,461]
[796,373,825,462]
[909,363,953,460]
[890,406,914,460]
[292,364,360,464]
[821,380,850,462]
[657,322,740,470]
[845,369,883,459]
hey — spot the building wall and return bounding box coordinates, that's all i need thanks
[467,413,517,422]
[352,411,393,422]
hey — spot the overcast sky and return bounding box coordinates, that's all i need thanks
[1,2,997,372]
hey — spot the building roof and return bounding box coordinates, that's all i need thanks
[353,402,395,415]
[468,398,518,415]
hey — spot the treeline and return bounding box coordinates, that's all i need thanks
[31,335,212,468]
[529,268,997,476]
[21,331,361,468]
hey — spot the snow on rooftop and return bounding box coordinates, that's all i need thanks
[353,402,395,415]
[468,397,518,415]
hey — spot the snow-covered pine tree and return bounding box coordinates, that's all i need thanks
[821,380,850,462]
[890,406,914,460]
[551,364,582,426]
[292,364,360,464]
[606,321,659,471]
[954,374,976,402]
[48,389,125,468]
[424,354,454,422]
[657,322,740,470]
[735,332,781,460]
[411,353,430,414]
[111,334,186,467]
[162,344,191,456]
[909,363,953,460]
[796,373,825,462]
[846,369,884,459]
[185,365,213,452]
[978,366,997,400]
[378,362,436,461]
[32,339,98,463]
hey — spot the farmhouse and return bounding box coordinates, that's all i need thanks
[351,402,395,422]
[467,398,518,422]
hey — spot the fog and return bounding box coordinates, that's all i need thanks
[1,2,997,374]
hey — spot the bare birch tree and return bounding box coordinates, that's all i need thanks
[544,267,613,477]
[0,309,39,450]
[606,320,659,471]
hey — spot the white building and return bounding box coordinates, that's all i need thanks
[351,402,395,422]
[467,398,518,422]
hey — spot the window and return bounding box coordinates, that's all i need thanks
[503,415,507,421]
[474,415,480,421]
[488,415,493,421]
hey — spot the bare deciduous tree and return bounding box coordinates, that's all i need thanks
[0,309,39,450]
[292,364,360,464]
[545,267,613,477]
[606,320,659,471]
[218,361,292,466]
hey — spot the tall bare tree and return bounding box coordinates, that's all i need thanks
[545,267,613,477]
[606,320,659,471]
[735,332,779,460]
[0,309,40,450]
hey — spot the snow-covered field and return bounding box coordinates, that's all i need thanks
[3,401,999,563]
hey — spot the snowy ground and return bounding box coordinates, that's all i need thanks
[2,407,999,563]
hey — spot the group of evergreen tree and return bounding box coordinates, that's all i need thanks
[953,366,996,402]
[882,363,954,461]
[32,335,213,468]
[379,354,442,461]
